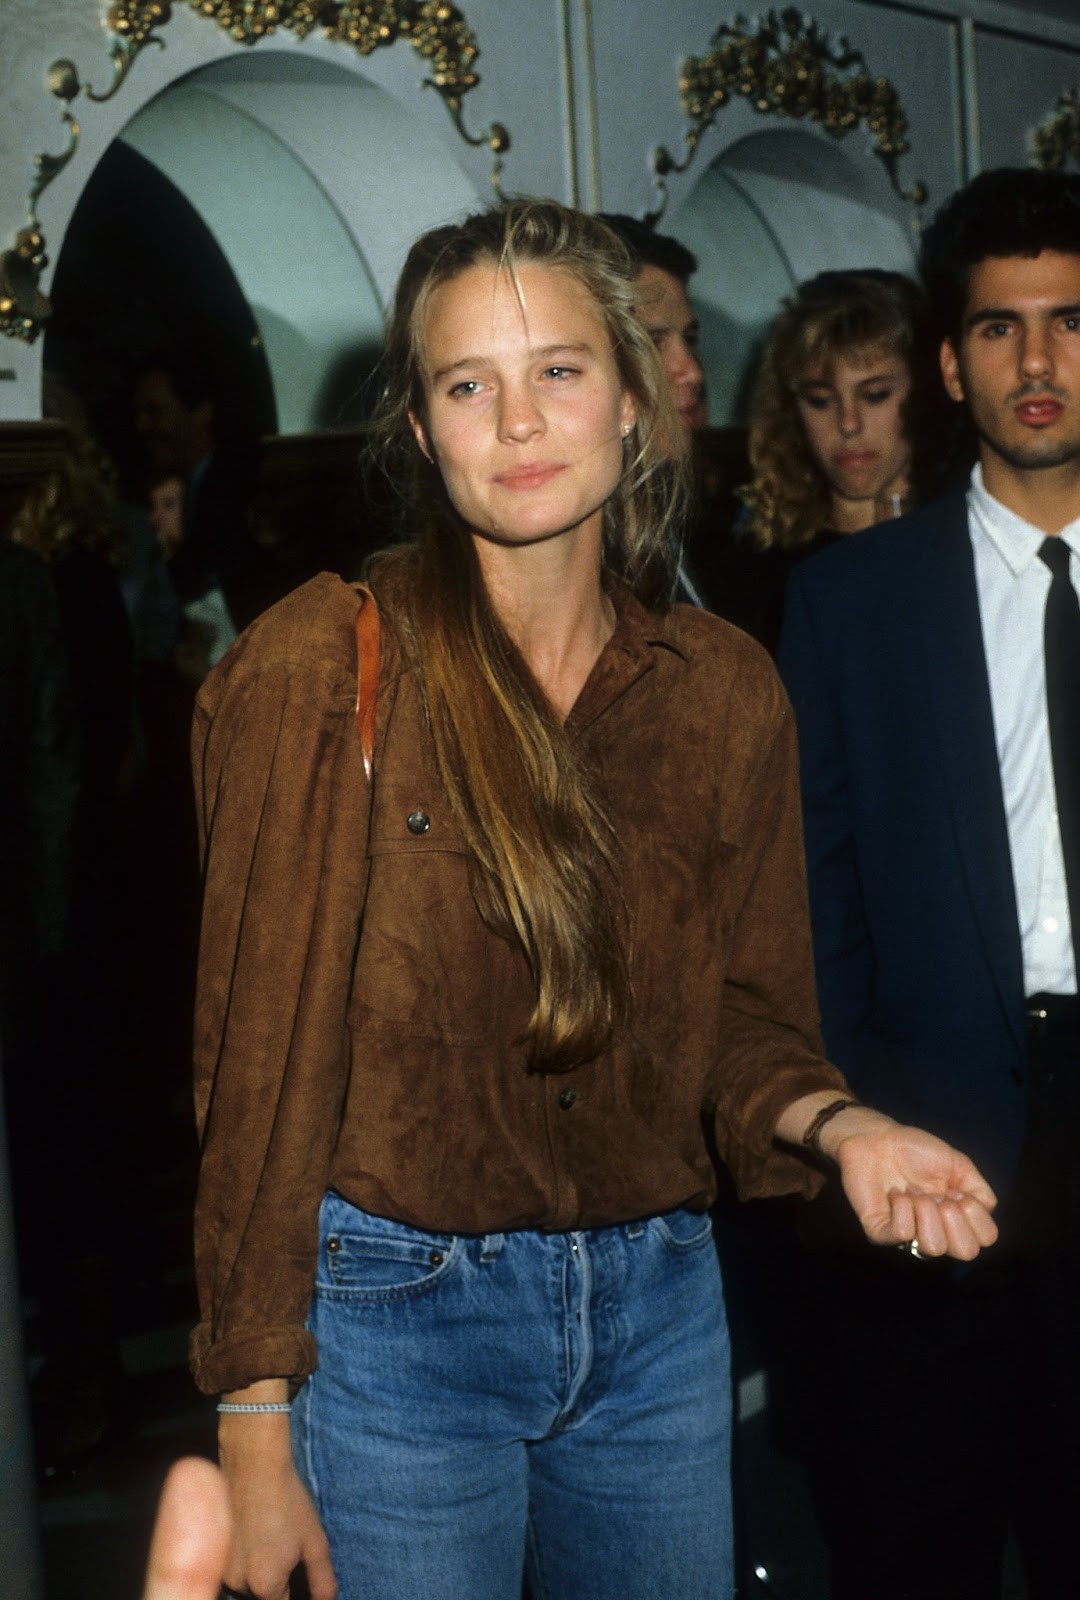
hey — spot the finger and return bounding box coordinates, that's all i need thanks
[932,1153,998,1212]
[934,1198,985,1261]
[949,1195,999,1252]
[960,1194,999,1247]
[143,1458,232,1600]
[910,1193,950,1256]
[876,1186,916,1246]
[922,1194,999,1261]
[305,1542,339,1600]
[237,1565,291,1600]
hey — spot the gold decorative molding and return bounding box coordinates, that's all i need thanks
[1031,90,1080,171]
[0,54,83,344]
[648,7,925,223]
[0,228,53,344]
[87,2,172,102]
[1,0,509,344]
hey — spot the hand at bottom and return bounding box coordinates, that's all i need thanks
[142,1458,231,1600]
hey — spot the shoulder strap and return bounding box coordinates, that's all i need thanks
[354,584,380,781]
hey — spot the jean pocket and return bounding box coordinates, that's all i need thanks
[317,1196,460,1301]
[652,1207,714,1255]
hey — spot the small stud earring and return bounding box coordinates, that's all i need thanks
[622,422,632,437]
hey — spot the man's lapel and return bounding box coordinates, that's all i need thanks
[917,494,1027,1052]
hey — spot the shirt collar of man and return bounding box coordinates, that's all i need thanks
[967,462,1080,577]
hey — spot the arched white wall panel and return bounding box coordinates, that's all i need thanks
[118,52,481,432]
[673,130,918,424]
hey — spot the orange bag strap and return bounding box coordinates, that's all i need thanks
[354,585,380,782]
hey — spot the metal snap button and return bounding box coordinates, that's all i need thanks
[407,809,431,835]
[327,1237,340,1253]
[429,1250,444,1266]
[558,1087,578,1110]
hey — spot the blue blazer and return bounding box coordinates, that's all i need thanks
[778,492,1028,1198]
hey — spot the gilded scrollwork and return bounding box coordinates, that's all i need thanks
[0,228,53,344]
[2,0,509,343]
[28,113,82,217]
[91,2,173,101]
[648,7,925,222]
[187,1,508,165]
[0,94,81,344]
[1031,91,1080,172]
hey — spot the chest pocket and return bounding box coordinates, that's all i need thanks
[350,744,515,1045]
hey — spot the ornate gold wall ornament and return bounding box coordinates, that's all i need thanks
[1,0,509,344]
[0,228,54,344]
[88,3,173,102]
[0,90,82,344]
[182,1,509,170]
[648,8,926,223]
[1031,91,1080,171]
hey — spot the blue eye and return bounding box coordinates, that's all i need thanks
[544,365,578,380]
[448,379,482,397]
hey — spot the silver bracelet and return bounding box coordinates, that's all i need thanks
[216,1400,293,1413]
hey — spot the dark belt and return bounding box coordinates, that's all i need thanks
[1025,991,1080,1043]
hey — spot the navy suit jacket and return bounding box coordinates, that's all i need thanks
[778,492,1029,1199]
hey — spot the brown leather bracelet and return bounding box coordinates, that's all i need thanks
[802,1097,862,1158]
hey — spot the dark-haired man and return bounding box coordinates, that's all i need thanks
[779,167,1080,1599]
[597,214,707,443]
[598,214,743,614]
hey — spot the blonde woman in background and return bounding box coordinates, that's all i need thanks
[724,269,953,651]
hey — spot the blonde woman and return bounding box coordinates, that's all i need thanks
[190,203,996,1600]
[727,270,950,650]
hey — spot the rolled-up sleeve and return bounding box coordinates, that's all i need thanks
[189,602,371,1395]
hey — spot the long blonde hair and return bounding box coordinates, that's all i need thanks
[368,199,689,1072]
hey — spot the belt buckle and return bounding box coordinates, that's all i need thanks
[1026,1004,1049,1041]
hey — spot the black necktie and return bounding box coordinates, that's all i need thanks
[1038,537,1080,962]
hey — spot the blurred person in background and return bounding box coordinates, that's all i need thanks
[732,268,955,651]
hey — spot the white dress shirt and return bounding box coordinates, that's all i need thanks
[968,464,1080,994]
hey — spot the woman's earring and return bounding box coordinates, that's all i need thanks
[622,422,632,438]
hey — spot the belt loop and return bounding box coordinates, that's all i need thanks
[479,1233,505,1262]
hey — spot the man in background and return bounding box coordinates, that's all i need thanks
[778,166,1080,1599]
[598,213,750,613]
[133,351,258,627]
[598,213,707,443]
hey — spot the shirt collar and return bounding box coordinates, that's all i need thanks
[605,573,691,663]
[967,461,1080,574]
[566,575,688,733]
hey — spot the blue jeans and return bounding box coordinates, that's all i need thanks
[292,1191,733,1600]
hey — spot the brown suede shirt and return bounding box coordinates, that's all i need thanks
[189,570,846,1395]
